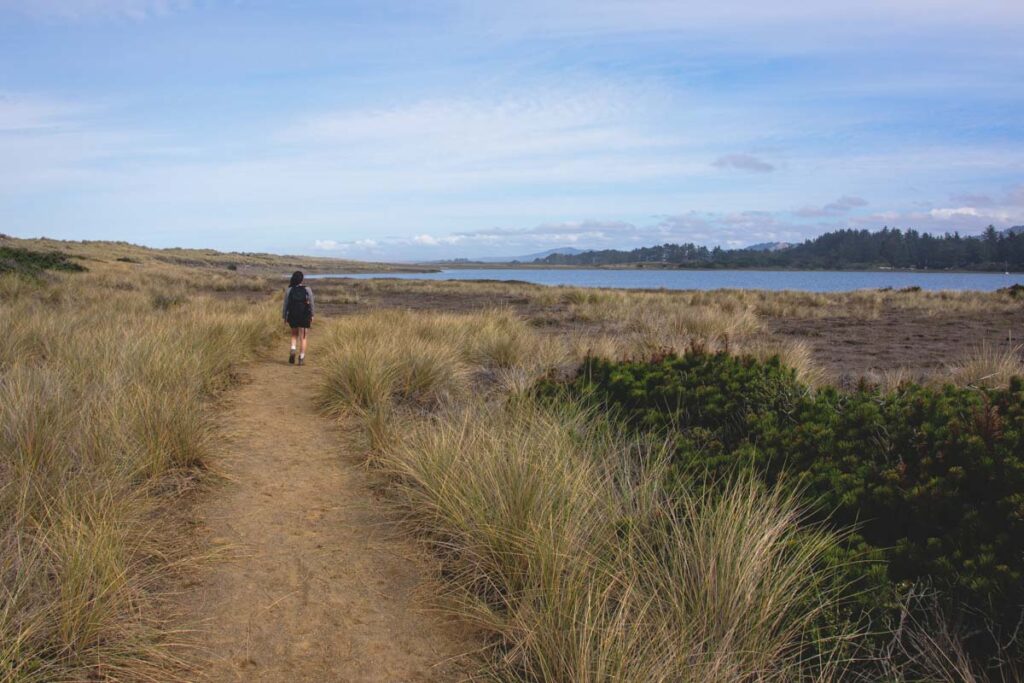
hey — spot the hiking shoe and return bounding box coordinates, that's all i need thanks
[288,350,296,364]
[298,356,305,366]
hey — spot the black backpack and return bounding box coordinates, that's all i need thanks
[288,285,310,317]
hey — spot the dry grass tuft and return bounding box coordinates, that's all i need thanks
[316,308,567,454]
[738,338,828,387]
[863,367,920,393]
[948,343,1024,389]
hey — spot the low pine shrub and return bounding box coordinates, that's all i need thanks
[540,351,1024,673]
[0,246,86,274]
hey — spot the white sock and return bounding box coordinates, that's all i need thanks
[291,344,296,351]
[299,352,305,359]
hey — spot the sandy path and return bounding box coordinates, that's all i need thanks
[180,358,473,682]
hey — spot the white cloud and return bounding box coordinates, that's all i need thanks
[846,205,1020,233]
[313,239,340,250]
[930,207,982,219]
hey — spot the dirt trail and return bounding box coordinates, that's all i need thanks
[180,358,473,682]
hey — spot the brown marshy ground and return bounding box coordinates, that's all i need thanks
[299,277,1024,387]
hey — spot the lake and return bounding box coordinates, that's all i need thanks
[305,268,1019,293]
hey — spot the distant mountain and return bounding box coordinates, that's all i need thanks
[492,246,586,262]
[1001,225,1024,236]
[440,247,587,263]
[744,241,792,252]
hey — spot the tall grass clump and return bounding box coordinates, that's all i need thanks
[316,308,564,453]
[0,267,276,680]
[949,342,1024,389]
[382,400,855,681]
[559,289,766,356]
[738,337,828,386]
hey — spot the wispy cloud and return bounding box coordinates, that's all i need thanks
[0,92,143,193]
[453,220,637,239]
[713,154,775,173]
[823,195,868,212]
[0,92,86,131]
[949,192,996,207]
[282,85,688,186]
[795,195,869,217]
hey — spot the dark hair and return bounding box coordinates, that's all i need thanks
[289,270,304,288]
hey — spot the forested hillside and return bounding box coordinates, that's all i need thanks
[537,226,1024,271]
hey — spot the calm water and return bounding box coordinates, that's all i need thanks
[306,268,1019,293]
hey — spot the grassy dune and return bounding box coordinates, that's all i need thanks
[0,258,278,680]
[0,233,427,274]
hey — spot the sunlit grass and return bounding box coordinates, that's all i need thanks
[0,263,277,679]
[948,343,1024,389]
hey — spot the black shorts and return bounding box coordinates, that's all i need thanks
[287,314,312,329]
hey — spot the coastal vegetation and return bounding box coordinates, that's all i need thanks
[0,245,87,275]
[1,236,1021,680]
[315,296,1024,679]
[315,310,860,680]
[543,353,1024,679]
[537,226,1024,271]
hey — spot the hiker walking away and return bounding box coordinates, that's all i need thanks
[283,270,314,365]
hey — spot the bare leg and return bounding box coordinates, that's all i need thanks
[300,328,309,356]
[290,328,299,350]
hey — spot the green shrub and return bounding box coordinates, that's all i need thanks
[541,352,1024,672]
[0,246,86,274]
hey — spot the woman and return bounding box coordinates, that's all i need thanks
[282,270,314,365]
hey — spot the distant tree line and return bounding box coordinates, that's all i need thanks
[536,227,1024,271]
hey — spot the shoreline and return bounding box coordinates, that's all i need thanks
[419,262,1023,275]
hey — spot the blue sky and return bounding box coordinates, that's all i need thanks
[2,0,1022,260]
